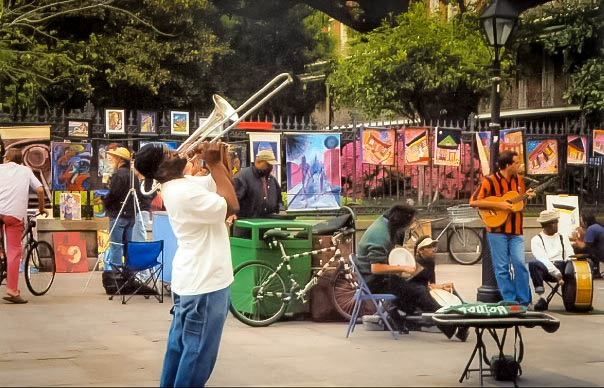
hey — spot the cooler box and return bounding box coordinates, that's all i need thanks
[230,219,313,315]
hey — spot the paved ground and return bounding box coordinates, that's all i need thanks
[1,265,603,387]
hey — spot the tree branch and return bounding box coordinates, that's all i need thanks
[101,4,177,37]
[10,0,86,26]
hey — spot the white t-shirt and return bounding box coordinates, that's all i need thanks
[0,162,42,221]
[160,175,233,295]
[530,231,574,276]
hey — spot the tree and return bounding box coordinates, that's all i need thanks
[326,1,492,121]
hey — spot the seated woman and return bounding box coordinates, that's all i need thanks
[571,213,604,279]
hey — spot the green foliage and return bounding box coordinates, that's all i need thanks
[327,1,491,121]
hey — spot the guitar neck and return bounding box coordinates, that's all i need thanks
[507,178,554,204]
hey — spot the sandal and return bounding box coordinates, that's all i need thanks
[3,294,28,304]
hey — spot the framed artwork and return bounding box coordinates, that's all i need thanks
[284,132,341,211]
[361,128,395,166]
[567,135,587,165]
[527,138,558,175]
[499,128,525,173]
[476,132,492,175]
[67,120,90,138]
[546,195,580,238]
[170,111,190,136]
[198,116,223,139]
[105,109,125,134]
[433,127,461,166]
[403,127,429,166]
[92,189,109,218]
[60,192,82,220]
[96,141,123,186]
[51,142,92,190]
[52,232,89,273]
[139,140,180,151]
[593,129,604,157]
[138,111,157,134]
[249,132,281,184]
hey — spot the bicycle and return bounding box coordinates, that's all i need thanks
[407,204,483,265]
[229,227,366,327]
[0,213,56,296]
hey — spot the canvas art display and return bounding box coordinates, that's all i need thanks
[60,192,82,220]
[93,189,109,217]
[97,230,110,270]
[138,111,157,133]
[404,127,429,166]
[567,135,587,165]
[433,127,461,166]
[105,109,125,134]
[546,195,579,238]
[593,129,604,157]
[67,121,89,138]
[361,128,395,166]
[249,132,281,184]
[52,232,89,273]
[139,140,180,151]
[527,139,558,175]
[476,132,491,175]
[285,132,341,211]
[499,128,525,173]
[97,142,123,184]
[170,111,189,136]
[228,143,248,175]
[51,142,92,190]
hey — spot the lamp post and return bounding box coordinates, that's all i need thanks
[476,0,519,303]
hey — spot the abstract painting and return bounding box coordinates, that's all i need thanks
[51,142,92,190]
[567,135,587,165]
[476,131,492,175]
[593,129,604,157]
[527,138,558,175]
[67,121,89,138]
[361,128,395,166]
[404,127,429,166]
[105,109,125,134]
[499,128,525,173]
[285,132,341,211]
[52,232,89,273]
[434,127,461,166]
[249,132,281,184]
[171,111,189,136]
[60,192,82,220]
[138,111,157,134]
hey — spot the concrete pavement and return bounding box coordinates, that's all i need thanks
[1,265,603,387]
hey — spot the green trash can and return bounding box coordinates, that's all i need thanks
[230,218,313,315]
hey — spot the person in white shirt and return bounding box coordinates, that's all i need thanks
[529,209,574,311]
[0,148,46,304]
[134,141,238,388]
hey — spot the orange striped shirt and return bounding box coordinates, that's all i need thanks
[472,172,526,235]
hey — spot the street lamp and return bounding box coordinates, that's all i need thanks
[476,0,519,303]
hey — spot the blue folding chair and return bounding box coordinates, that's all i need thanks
[346,254,399,340]
[109,240,164,304]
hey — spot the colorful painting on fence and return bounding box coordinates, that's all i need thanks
[433,127,461,166]
[138,111,157,133]
[593,129,604,157]
[52,232,89,273]
[527,139,558,175]
[361,128,395,166]
[285,132,341,211]
[105,109,125,134]
[170,111,189,136]
[60,192,82,220]
[499,128,525,173]
[67,121,89,138]
[249,132,281,184]
[93,189,109,218]
[228,143,248,175]
[97,142,123,185]
[567,135,587,165]
[51,142,91,190]
[404,128,429,166]
[476,132,491,175]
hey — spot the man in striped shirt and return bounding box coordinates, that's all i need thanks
[470,151,536,306]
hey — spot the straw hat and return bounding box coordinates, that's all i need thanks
[255,149,278,164]
[106,147,131,161]
[536,210,559,224]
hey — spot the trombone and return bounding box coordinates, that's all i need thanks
[140,72,294,196]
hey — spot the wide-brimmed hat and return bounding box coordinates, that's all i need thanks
[537,209,559,224]
[417,237,438,250]
[255,149,278,164]
[106,147,131,161]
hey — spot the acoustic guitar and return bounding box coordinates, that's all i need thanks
[478,177,557,228]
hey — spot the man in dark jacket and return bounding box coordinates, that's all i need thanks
[233,149,283,219]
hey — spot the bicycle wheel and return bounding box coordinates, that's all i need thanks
[331,266,375,320]
[448,227,482,265]
[24,241,56,296]
[229,261,287,327]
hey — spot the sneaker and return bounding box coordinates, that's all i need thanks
[455,327,470,342]
[534,297,548,311]
[534,286,545,294]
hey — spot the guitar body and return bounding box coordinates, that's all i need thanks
[479,191,524,228]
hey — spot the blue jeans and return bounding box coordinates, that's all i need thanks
[486,233,531,306]
[160,287,230,387]
[105,217,134,269]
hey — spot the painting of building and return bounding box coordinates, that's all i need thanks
[361,128,395,166]
[499,128,526,173]
[594,129,604,157]
[434,127,461,166]
[527,139,558,175]
[404,128,429,166]
[567,135,587,165]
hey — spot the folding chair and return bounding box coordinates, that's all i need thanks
[346,254,399,340]
[109,240,164,304]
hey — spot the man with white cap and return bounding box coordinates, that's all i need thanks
[233,148,283,219]
[529,209,574,311]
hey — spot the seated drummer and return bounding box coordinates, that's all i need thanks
[571,213,604,279]
[529,210,574,311]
